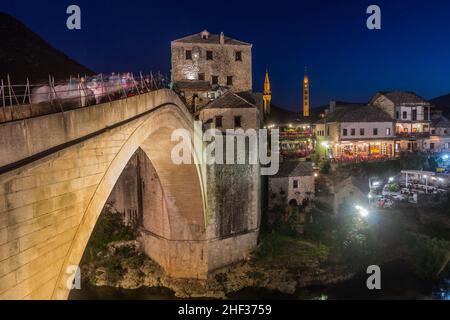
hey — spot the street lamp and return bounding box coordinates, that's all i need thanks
[389,177,395,183]
[355,205,369,217]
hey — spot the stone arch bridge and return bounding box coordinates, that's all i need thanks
[0,89,260,300]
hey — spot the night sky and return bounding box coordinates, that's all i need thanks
[1,0,450,111]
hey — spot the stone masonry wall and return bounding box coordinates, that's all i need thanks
[171,42,252,92]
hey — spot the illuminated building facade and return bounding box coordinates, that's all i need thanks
[171,30,252,112]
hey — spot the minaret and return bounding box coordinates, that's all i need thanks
[263,69,272,115]
[303,68,310,117]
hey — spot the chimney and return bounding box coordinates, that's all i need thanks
[220,32,225,45]
[329,100,336,114]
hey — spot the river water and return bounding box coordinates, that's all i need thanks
[69,261,450,300]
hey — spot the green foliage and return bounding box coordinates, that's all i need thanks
[399,154,428,171]
[105,257,126,284]
[254,232,329,270]
[303,209,335,246]
[388,183,401,193]
[83,208,135,262]
[340,160,401,178]
[407,235,450,280]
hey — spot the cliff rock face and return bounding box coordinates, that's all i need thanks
[0,12,94,83]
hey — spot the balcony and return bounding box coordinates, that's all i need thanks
[395,131,430,139]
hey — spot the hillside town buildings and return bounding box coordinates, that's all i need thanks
[314,91,450,161]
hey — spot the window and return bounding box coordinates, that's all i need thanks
[360,128,365,136]
[343,129,348,136]
[430,143,435,150]
[412,109,417,121]
[198,73,205,81]
[327,127,330,136]
[206,51,213,60]
[185,50,192,60]
[227,76,233,86]
[403,111,407,119]
[234,116,242,128]
[235,51,242,61]
[293,180,299,189]
[373,128,378,136]
[431,129,436,135]
[386,128,391,135]
[396,111,399,119]
[424,107,430,120]
[351,129,356,136]
[211,76,219,85]
[215,116,223,128]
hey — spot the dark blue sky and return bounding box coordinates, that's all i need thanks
[2,0,450,111]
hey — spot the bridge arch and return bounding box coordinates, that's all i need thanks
[0,90,207,299]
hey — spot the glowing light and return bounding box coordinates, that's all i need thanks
[443,155,449,160]
[314,173,319,178]
[321,141,329,148]
[355,205,369,217]
[389,177,395,183]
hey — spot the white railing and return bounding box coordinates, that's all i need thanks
[0,72,169,112]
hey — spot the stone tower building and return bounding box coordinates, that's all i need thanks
[171,30,253,111]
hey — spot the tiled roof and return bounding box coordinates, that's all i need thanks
[274,161,313,178]
[432,115,450,128]
[203,91,257,109]
[324,104,394,123]
[172,30,251,46]
[371,91,430,105]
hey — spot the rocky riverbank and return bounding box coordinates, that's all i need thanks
[81,239,355,299]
